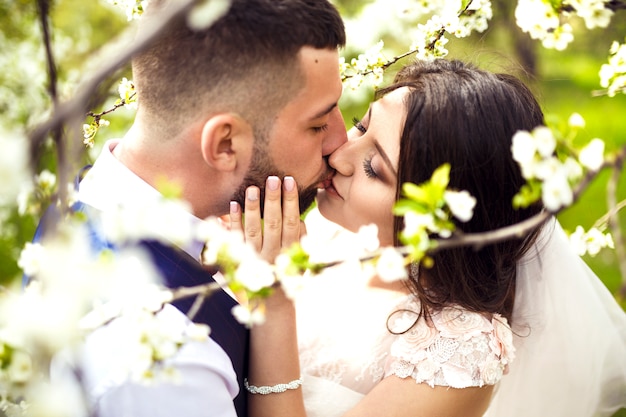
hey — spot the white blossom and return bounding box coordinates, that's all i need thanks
[599,40,626,96]
[232,305,265,327]
[571,0,613,29]
[356,224,381,253]
[542,23,574,51]
[403,211,435,237]
[444,190,476,222]
[105,0,150,21]
[563,157,584,181]
[541,171,573,211]
[532,156,562,181]
[578,138,605,171]
[6,350,33,384]
[569,226,614,256]
[568,112,586,129]
[532,126,557,158]
[118,77,137,109]
[511,130,537,166]
[102,198,195,248]
[376,247,408,283]
[17,242,45,278]
[234,258,275,293]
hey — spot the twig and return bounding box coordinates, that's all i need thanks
[170,281,222,321]
[344,0,478,80]
[87,93,137,121]
[36,0,69,212]
[28,0,199,160]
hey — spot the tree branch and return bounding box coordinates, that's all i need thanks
[28,0,199,164]
[36,0,69,211]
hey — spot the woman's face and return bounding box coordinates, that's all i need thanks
[317,87,408,246]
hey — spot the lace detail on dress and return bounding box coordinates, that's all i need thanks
[385,298,515,389]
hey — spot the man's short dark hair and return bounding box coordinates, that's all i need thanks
[133,0,346,139]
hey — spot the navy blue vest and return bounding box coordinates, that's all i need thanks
[32,200,249,417]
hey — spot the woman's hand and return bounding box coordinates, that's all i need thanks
[229,175,305,263]
[235,177,308,417]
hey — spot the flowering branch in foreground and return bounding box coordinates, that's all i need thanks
[340,0,492,90]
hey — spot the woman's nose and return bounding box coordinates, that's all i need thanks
[328,136,356,176]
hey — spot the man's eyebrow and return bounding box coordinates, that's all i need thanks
[373,140,397,178]
[310,102,338,120]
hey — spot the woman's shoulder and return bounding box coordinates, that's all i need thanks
[384,298,515,389]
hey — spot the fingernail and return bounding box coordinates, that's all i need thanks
[267,176,280,191]
[284,176,295,192]
[230,201,239,214]
[247,187,259,201]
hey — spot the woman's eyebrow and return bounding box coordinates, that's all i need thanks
[373,140,397,177]
[368,104,396,177]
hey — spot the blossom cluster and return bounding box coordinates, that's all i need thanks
[340,41,386,90]
[105,0,149,21]
[511,114,605,212]
[82,78,137,148]
[394,164,477,264]
[599,39,626,97]
[515,0,613,51]
[569,225,615,256]
[339,0,493,91]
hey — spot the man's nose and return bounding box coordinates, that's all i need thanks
[328,137,354,177]
[322,107,348,156]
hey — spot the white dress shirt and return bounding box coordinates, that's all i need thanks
[72,139,239,417]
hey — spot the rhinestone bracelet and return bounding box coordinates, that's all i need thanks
[244,376,303,395]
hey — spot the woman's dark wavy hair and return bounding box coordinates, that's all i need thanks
[380,59,544,321]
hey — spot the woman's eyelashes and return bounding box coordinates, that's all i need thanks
[363,156,378,179]
[352,117,367,133]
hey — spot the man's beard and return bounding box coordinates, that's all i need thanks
[230,146,323,216]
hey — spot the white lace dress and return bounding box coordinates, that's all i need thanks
[295,264,514,417]
[300,209,626,417]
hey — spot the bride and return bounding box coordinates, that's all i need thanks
[233,59,626,417]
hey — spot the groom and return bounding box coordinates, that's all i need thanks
[36,0,346,416]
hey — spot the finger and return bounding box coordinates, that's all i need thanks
[260,176,283,261]
[228,201,242,233]
[299,219,307,240]
[243,186,262,251]
[281,176,301,247]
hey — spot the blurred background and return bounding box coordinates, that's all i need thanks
[0,1,624,415]
[1,0,624,302]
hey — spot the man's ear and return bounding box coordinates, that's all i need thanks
[199,113,254,172]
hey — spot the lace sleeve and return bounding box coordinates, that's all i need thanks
[384,301,515,389]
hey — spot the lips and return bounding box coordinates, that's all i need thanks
[319,176,334,190]
[319,175,342,199]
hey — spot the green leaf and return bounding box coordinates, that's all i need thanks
[430,164,451,189]
[402,182,429,202]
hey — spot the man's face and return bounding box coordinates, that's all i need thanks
[232,46,347,212]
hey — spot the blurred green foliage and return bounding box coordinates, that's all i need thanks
[2,0,625,304]
[0,1,624,414]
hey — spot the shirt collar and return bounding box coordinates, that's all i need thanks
[78,139,205,261]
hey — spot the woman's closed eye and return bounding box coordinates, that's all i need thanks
[363,155,378,179]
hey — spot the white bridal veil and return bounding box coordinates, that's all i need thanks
[303,210,626,416]
[485,217,626,417]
